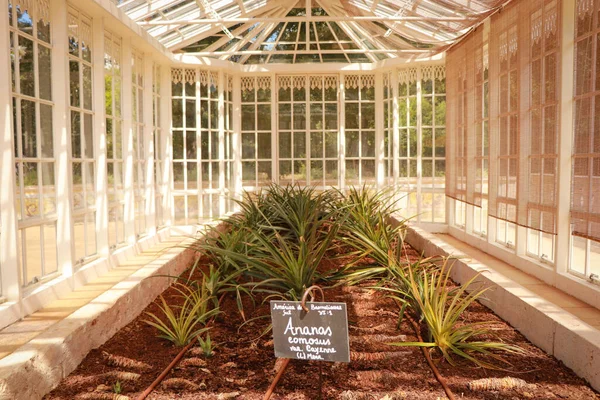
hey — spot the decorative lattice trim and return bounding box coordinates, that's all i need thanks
[68,11,78,41]
[309,75,338,90]
[361,75,375,89]
[499,31,508,61]
[508,26,518,56]
[199,71,209,86]
[241,77,254,92]
[323,75,338,90]
[14,0,50,24]
[421,65,445,81]
[278,76,306,90]
[292,76,306,90]
[104,31,121,62]
[345,75,375,89]
[397,68,417,85]
[80,15,92,49]
[185,69,196,85]
[577,0,593,18]
[544,5,557,38]
[532,10,543,43]
[475,47,483,74]
[241,76,271,92]
[38,0,50,23]
[277,76,290,90]
[344,75,359,89]
[226,75,233,92]
[256,76,271,91]
[171,68,183,84]
[483,44,489,70]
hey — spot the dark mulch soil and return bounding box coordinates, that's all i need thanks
[45,244,599,400]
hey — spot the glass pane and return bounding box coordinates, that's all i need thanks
[293,104,306,129]
[242,105,255,131]
[21,99,36,157]
[40,103,53,158]
[257,132,271,159]
[24,227,41,284]
[361,103,375,129]
[293,132,306,158]
[311,132,323,159]
[38,45,52,101]
[23,162,39,218]
[73,214,86,262]
[324,104,337,129]
[19,35,34,97]
[279,104,291,130]
[71,111,81,158]
[361,132,375,157]
[279,132,291,159]
[186,131,197,159]
[346,131,359,157]
[325,132,337,158]
[41,162,55,215]
[172,99,183,127]
[84,113,93,158]
[37,20,50,43]
[257,104,271,131]
[242,132,255,159]
[85,162,95,206]
[345,103,359,129]
[70,60,80,107]
[186,99,196,128]
[187,162,197,189]
[83,65,92,110]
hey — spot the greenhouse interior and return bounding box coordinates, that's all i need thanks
[1,0,600,399]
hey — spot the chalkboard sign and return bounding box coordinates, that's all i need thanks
[270,301,350,363]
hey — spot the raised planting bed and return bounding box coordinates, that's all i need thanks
[44,186,600,400]
[44,251,599,400]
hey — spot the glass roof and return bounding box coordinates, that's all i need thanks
[116,0,505,64]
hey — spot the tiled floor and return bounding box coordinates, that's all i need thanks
[0,236,185,360]
[437,234,600,331]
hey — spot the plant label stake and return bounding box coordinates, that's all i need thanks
[264,286,350,400]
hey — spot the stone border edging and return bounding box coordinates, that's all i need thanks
[0,226,224,400]
[401,223,600,392]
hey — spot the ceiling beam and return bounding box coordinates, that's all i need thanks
[164,0,290,50]
[184,48,431,56]
[237,3,298,64]
[137,15,476,25]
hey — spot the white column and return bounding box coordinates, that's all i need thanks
[516,20,532,256]
[232,74,242,204]
[271,74,278,184]
[465,62,475,235]
[375,72,385,188]
[50,0,74,278]
[92,17,108,258]
[416,67,423,222]
[143,54,156,235]
[194,70,201,223]
[339,73,346,190]
[0,4,20,300]
[555,0,576,275]
[305,77,311,185]
[218,71,226,214]
[391,70,400,187]
[121,38,135,244]
[160,65,172,226]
